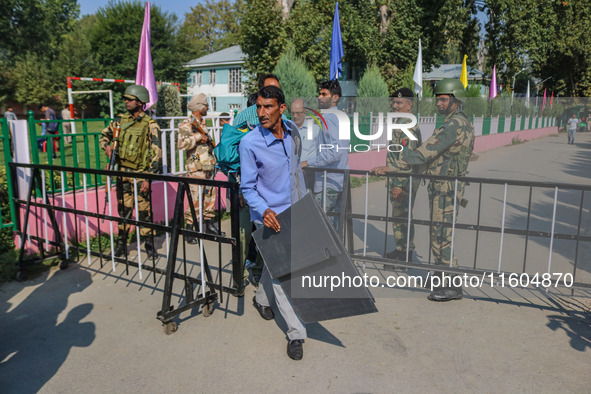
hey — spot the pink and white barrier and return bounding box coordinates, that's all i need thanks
[348,126,559,171]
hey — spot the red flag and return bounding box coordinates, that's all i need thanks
[550,91,554,109]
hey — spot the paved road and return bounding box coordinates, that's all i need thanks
[1,131,590,393]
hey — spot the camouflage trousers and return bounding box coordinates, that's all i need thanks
[390,187,418,253]
[185,170,216,224]
[116,176,153,237]
[428,181,465,267]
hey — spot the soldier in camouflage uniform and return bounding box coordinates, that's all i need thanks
[177,93,224,242]
[100,85,162,258]
[387,79,475,301]
[371,88,422,263]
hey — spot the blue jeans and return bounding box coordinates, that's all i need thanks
[568,129,576,144]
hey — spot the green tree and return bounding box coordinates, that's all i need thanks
[0,0,79,61]
[156,85,182,118]
[0,0,79,103]
[357,65,389,98]
[51,15,103,107]
[88,1,181,83]
[287,0,380,82]
[239,0,286,92]
[177,0,245,62]
[484,0,591,96]
[272,46,317,111]
[378,0,421,92]
[13,53,54,105]
[356,65,390,115]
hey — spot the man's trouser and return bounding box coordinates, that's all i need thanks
[253,222,307,341]
[116,174,154,237]
[185,169,216,225]
[390,178,420,253]
[568,128,576,143]
[239,200,263,281]
[313,189,342,232]
[428,180,465,267]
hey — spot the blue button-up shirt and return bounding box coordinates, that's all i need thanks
[239,120,306,223]
[306,109,349,193]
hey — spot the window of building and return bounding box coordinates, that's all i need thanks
[210,69,216,85]
[196,70,202,86]
[210,97,216,112]
[229,68,241,93]
[229,104,242,111]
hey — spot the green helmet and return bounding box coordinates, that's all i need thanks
[124,84,150,103]
[434,78,466,99]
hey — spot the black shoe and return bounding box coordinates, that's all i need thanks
[145,239,157,259]
[385,250,400,259]
[114,235,127,257]
[287,339,303,360]
[205,220,226,237]
[185,224,198,244]
[252,296,274,320]
[427,286,463,302]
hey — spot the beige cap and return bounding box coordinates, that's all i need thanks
[187,93,208,112]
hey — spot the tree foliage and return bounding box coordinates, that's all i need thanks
[177,0,245,62]
[239,0,286,93]
[485,0,591,96]
[88,1,181,83]
[0,0,79,105]
[272,45,317,110]
[0,0,79,61]
[357,65,389,98]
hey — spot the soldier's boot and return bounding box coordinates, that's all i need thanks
[114,232,128,257]
[204,220,226,237]
[185,224,198,244]
[384,250,412,270]
[144,238,157,259]
[428,274,463,302]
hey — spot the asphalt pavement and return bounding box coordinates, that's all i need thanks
[1,130,590,393]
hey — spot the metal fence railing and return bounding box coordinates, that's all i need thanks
[10,162,242,332]
[0,117,16,232]
[305,168,591,291]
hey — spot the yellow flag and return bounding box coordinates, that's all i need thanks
[460,54,468,88]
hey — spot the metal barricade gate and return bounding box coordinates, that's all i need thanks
[10,163,242,333]
[305,167,591,291]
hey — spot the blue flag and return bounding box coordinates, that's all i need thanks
[330,2,343,80]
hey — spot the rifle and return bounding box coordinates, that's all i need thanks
[102,125,121,221]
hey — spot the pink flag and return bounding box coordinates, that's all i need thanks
[550,91,554,109]
[489,65,498,101]
[136,2,158,110]
[542,88,547,112]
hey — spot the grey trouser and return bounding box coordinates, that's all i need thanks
[254,222,307,341]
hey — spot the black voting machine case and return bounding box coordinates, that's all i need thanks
[252,193,377,323]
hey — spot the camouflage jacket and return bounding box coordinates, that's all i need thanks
[177,116,216,173]
[386,121,422,190]
[100,111,162,174]
[391,108,475,189]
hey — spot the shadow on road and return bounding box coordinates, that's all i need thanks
[0,268,95,394]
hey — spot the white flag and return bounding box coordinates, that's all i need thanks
[525,80,530,108]
[413,39,423,98]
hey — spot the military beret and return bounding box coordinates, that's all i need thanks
[392,87,414,99]
[187,93,208,112]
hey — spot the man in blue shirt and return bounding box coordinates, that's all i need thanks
[239,85,307,360]
[301,80,349,232]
